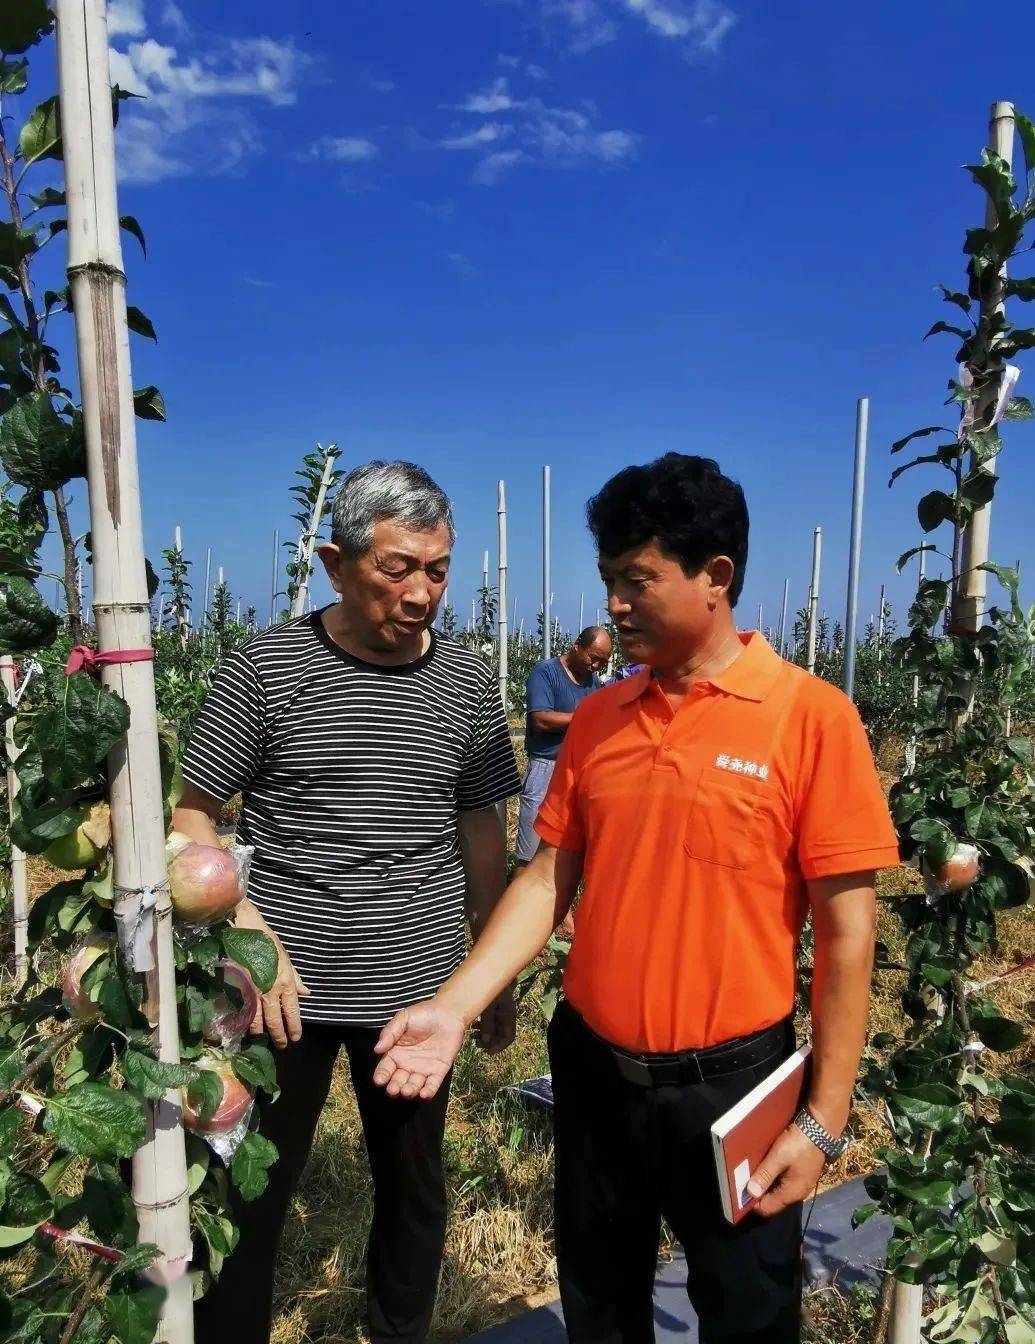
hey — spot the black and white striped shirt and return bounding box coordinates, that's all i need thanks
[181,611,521,1025]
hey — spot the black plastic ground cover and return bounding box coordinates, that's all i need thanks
[466,1175,892,1342]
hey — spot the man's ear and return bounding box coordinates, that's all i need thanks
[316,542,345,595]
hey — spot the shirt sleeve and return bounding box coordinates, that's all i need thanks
[534,729,585,853]
[526,662,555,713]
[457,677,521,811]
[181,650,267,804]
[795,701,900,880]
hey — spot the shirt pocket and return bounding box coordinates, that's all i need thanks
[683,766,773,870]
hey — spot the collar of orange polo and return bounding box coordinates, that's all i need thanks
[614,631,783,706]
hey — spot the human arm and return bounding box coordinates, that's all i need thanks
[529,709,574,734]
[459,805,514,1053]
[747,872,876,1214]
[172,783,310,1050]
[372,843,583,1098]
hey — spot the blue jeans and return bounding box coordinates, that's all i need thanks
[516,756,556,861]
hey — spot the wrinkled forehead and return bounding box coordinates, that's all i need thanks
[366,517,453,563]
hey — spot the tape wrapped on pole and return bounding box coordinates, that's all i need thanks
[113,880,171,973]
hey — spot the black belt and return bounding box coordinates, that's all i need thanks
[570,1005,792,1088]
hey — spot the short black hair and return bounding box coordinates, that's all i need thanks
[586,454,749,607]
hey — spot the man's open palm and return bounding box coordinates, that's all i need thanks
[373,1002,466,1100]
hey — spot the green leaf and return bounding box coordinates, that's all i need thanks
[126,307,157,343]
[122,1051,197,1101]
[0,58,28,94]
[1005,276,1035,301]
[104,1284,165,1344]
[19,96,61,166]
[2,1172,53,1229]
[1002,395,1033,420]
[185,1067,221,1124]
[230,1131,278,1201]
[133,387,166,422]
[1017,111,1035,188]
[0,222,36,273]
[0,0,53,55]
[976,1229,1016,1266]
[892,425,948,454]
[81,1161,138,1244]
[108,1244,162,1286]
[924,320,970,341]
[974,1014,1025,1052]
[35,673,129,789]
[966,150,1017,218]
[43,1082,146,1158]
[62,1026,116,1089]
[232,1043,277,1097]
[0,575,58,653]
[896,544,936,573]
[937,285,971,312]
[889,1082,961,1131]
[120,217,147,256]
[959,470,997,507]
[918,489,955,533]
[0,393,85,491]
[193,1206,238,1279]
[220,928,278,993]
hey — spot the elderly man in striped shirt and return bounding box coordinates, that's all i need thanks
[174,460,521,1344]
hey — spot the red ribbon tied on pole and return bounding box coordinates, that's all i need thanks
[65,646,156,677]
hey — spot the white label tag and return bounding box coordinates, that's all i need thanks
[734,1159,752,1210]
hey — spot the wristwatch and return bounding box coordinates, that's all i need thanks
[793,1108,850,1163]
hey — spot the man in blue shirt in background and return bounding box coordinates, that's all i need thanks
[516,626,612,882]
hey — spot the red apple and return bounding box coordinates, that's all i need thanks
[182,1058,254,1135]
[168,843,242,926]
[924,841,981,895]
[203,960,260,1047]
[61,934,113,1020]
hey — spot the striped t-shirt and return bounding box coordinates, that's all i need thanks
[181,611,521,1025]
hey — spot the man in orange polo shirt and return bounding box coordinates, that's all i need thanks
[372,454,900,1343]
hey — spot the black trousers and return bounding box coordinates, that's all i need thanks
[548,1001,803,1344]
[194,1022,451,1344]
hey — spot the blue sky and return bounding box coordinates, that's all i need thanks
[26,0,1035,636]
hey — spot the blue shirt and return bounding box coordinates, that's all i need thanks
[524,657,601,761]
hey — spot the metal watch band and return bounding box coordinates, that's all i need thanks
[793,1108,848,1162]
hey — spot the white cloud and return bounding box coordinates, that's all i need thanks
[160,2,192,39]
[454,77,517,114]
[108,0,146,38]
[473,150,526,185]
[369,77,396,93]
[447,75,637,183]
[310,135,379,162]
[441,123,511,150]
[446,251,479,276]
[108,19,313,184]
[542,0,736,56]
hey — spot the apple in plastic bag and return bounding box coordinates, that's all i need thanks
[182,1058,253,1135]
[62,934,113,1020]
[168,842,242,925]
[203,960,260,1046]
[924,841,981,894]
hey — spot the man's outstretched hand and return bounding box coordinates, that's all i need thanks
[373,1001,467,1099]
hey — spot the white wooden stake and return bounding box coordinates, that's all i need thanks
[579,592,584,632]
[778,577,789,657]
[542,465,552,659]
[1,657,28,985]
[806,527,822,674]
[497,482,508,712]
[904,544,926,774]
[289,445,338,620]
[201,547,211,635]
[843,397,869,698]
[956,102,1015,635]
[268,528,279,627]
[55,3,193,1337]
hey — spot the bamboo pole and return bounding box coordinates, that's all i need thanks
[579,592,584,632]
[497,482,508,712]
[1,657,28,985]
[843,396,869,698]
[542,466,551,659]
[877,581,886,687]
[289,446,337,620]
[778,577,789,657]
[955,102,1015,635]
[200,547,211,634]
[55,2,193,1338]
[806,527,822,674]
[904,544,926,774]
[268,529,279,627]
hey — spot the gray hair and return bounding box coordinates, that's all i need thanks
[330,460,455,559]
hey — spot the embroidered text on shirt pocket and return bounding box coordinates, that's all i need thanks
[684,765,772,870]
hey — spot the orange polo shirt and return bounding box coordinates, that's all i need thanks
[534,632,899,1053]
